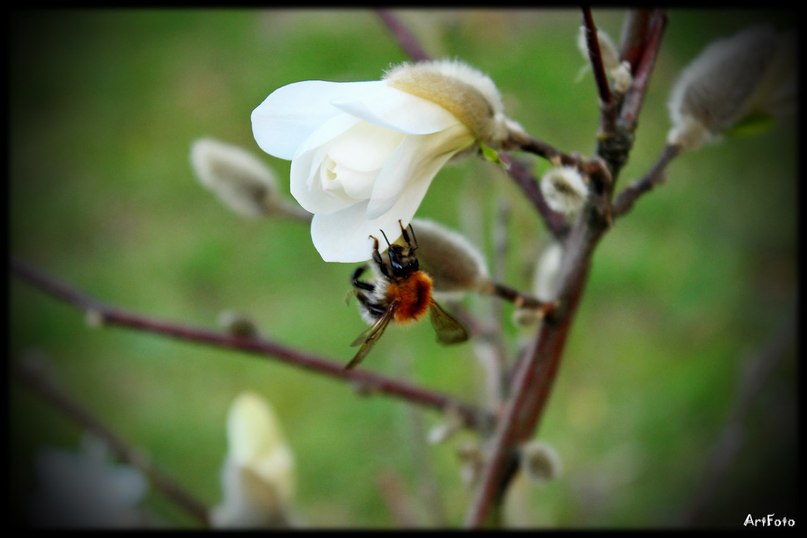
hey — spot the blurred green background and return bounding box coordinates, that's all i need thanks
[9,8,797,528]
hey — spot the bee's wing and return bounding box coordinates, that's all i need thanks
[429,300,469,345]
[345,302,397,370]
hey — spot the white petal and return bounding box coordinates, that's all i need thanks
[332,83,461,134]
[310,171,438,263]
[366,123,472,219]
[251,80,382,160]
[289,117,362,215]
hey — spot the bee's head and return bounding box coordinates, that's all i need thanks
[381,221,420,278]
[387,243,419,276]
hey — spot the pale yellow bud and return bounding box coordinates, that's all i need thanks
[211,392,296,528]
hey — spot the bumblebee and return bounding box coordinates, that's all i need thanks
[345,221,469,370]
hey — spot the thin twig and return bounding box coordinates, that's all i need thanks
[482,280,557,314]
[488,199,512,404]
[497,153,571,240]
[612,143,682,217]
[375,471,419,527]
[375,9,431,62]
[582,7,613,107]
[619,9,667,131]
[618,9,653,75]
[513,136,578,167]
[13,351,210,526]
[10,256,496,433]
[405,406,448,526]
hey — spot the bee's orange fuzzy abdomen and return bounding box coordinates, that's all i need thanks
[387,271,433,324]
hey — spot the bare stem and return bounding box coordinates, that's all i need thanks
[465,210,604,527]
[497,153,571,240]
[481,280,557,315]
[618,9,653,75]
[13,352,210,526]
[619,9,667,131]
[613,143,682,217]
[464,7,665,522]
[375,9,431,62]
[513,136,578,167]
[10,256,496,434]
[582,7,613,108]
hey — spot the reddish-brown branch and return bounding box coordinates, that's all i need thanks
[582,7,613,107]
[375,9,431,62]
[13,353,210,526]
[465,210,605,527]
[619,9,667,131]
[497,153,571,239]
[373,10,668,527]
[618,9,653,74]
[10,256,496,434]
[613,143,682,217]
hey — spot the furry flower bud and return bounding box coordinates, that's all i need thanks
[513,241,564,326]
[519,439,562,485]
[575,26,632,93]
[407,218,489,298]
[191,138,281,218]
[667,25,795,151]
[540,166,589,216]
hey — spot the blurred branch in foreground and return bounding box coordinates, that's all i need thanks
[681,309,796,526]
[13,350,210,527]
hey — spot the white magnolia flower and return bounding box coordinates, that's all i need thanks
[27,433,149,529]
[252,59,524,262]
[210,391,296,528]
[667,25,795,151]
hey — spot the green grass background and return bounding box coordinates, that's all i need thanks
[9,8,797,528]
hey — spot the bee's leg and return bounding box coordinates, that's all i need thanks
[370,234,392,279]
[354,290,388,318]
[398,219,417,249]
[351,265,375,293]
